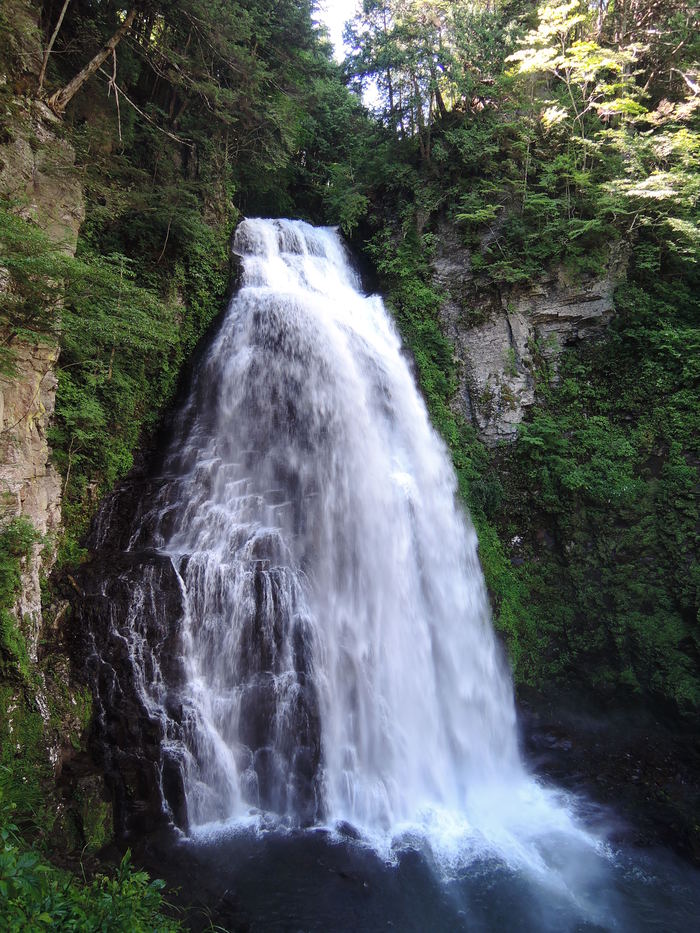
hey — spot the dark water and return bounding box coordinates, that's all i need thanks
[140,819,700,932]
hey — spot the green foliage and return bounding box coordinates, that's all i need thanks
[0,208,64,377]
[500,237,699,712]
[345,0,511,157]
[345,0,698,285]
[0,796,181,932]
[0,0,40,80]
[40,0,367,223]
[0,517,39,681]
[603,125,700,264]
[0,685,50,835]
[80,795,111,853]
[0,204,185,562]
[0,515,60,837]
[324,163,370,236]
[507,0,643,142]
[0,513,95,842]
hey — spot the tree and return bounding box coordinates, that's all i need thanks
[507,0,643,168]
[47,7,137,112]
[38,0,71,93]
[345,0,466,160]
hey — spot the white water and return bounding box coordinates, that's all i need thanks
[117,218,604,882]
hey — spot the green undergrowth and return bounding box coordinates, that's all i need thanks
[0,798,182,932]
[367,210,699,718]
[0,517,39,682]
[53,214,230,567]
[0,514,52,841]
[0,513,96,844]
[0,203,229,566]
[498,243,700,714]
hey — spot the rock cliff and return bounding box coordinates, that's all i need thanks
[0,5,92,822]
[432,221,626,444]
[0,97,83,660]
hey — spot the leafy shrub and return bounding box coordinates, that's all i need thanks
[0,794,181,932]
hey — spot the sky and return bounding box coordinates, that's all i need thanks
[315,0,358,61]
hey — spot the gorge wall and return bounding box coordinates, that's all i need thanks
[0,4,110,853]
[0,99,83,656]
[432,220,626,445]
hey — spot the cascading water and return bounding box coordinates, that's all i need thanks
[94,217,532,839]
[82,219,700,930]
[173,218,524,829]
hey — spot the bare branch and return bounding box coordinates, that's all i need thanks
[48,8,137,113]
[38,0,72,93]
[96,67,194,148]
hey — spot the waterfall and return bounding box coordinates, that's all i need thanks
[78,219,700,931]
[85,219,592,866]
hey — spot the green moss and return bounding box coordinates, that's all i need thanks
[76,775,113,852]
[473,520,541,682]
[82,798,112,851]
[0,684,50,827]
[72,684,93,735]
[0,518,40,685]
[0,514,96,836]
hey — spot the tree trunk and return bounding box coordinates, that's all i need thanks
[48,8,137,112]
[38,0,72,93]
[413,75,430,164]
[381,7,396,134]
[435,84,448,120]
[386,67,395,131]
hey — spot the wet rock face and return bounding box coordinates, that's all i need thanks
[76,472,325,837]
[432,220,626,445]
[520,694,700,865]
[79,545,189,837]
